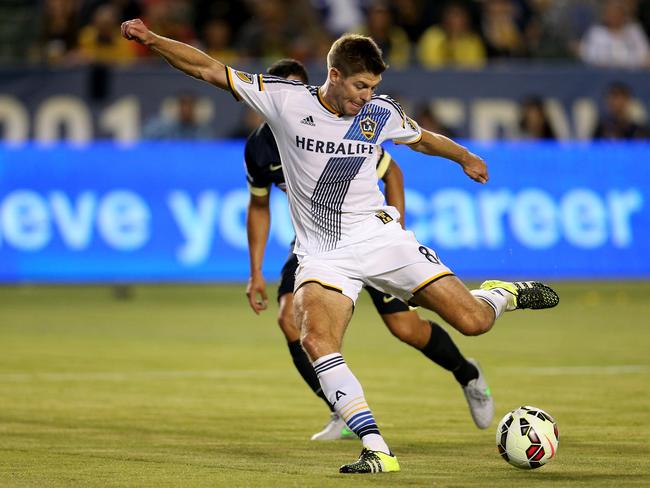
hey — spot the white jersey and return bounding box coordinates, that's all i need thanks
[226,67,422,256]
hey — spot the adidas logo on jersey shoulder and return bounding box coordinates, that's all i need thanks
[300,115,316,126]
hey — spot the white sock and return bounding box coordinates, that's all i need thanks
[313,353,390,454]
[471,289,510,318]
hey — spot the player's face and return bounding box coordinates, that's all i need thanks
[333,70,382,116]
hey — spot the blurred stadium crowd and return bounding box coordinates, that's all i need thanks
[1,0,649,142]
[2,0,650,69]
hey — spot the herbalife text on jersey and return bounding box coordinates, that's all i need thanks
[295,136,376,155]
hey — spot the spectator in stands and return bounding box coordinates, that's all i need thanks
[283,1,331,64]
[359,2,411,68]
[312,0,365,37]
[236,0,294,61]
[113,0,144,22]
[637,0,650,38]
[417,2,486,68]
[523,0,601,59]
[593,82,649,139]
[579,0,650,68]
[142,94,214,140]
[520,1,602,60]
[78,3,136,64]
[80,0,142,25]
[517,96,556,140]
[234,0,324,64]
[479,0,527,59]
[202,18,239,66]
[38,0,79,64]
[392,0,437,44]
[192,0,251,46]
[0,0,38,65]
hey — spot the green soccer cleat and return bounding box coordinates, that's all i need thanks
[339,448,400,474]
[480,280,559,311]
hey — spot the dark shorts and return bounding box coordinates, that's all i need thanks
[278,252,299,300]
[278,252,410,315]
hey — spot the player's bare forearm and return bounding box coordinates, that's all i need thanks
[149,34,227,88]
[246,197,271,276]
[410,129,467,162]
[246,196,271,313]
[382,161,406,229]
[410,129,488,184]
[121,19,228,89]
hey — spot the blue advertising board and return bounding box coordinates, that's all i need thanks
[0,141,648,282]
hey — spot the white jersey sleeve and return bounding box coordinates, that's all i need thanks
[372,95,422,145]
[226,67,302,122]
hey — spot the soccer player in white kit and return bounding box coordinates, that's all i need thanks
[121,20,560,474]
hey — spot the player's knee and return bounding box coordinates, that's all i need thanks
[277,306,297,335]
[456,310,493,336]
[278,293,301,341]
[299,330,322,356]
[299,321,336,358]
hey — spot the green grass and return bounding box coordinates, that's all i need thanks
[0,282,649,487]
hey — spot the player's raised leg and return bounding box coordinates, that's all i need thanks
[410,275,558,337]
[409,275,495,336]
[294,283,400,474]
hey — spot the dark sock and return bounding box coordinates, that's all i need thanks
[288,340,333,411]
[420,321,479,386]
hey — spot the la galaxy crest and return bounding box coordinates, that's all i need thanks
[235,70,254,84]
[343,104,390,143]
[359,116,377,140]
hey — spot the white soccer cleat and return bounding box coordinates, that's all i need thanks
[310,412,357,441]
[462,358,495,429]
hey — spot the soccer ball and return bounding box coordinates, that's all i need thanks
[496,406,559,469]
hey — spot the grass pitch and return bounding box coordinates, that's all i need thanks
[0,282,649,487]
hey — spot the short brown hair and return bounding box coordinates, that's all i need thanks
[327,34,387,77]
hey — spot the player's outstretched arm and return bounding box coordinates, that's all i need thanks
[246,194,271,314]
[121,19,228,90]
[409,129,488,184]
[381,161,406,229]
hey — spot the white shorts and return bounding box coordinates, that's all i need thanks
[294,222,454,304]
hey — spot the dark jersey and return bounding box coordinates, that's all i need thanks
[244,122,286,196]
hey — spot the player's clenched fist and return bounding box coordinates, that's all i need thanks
[460,151,489,184]
[121,19,152,44]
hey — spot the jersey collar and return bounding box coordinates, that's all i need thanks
[317,87,343,117]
